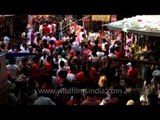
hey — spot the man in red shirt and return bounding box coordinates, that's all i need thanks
[55,40,63,47]
[76,63,98,87]
[68,44,75,62]
[127,63,139,87]
[43,23,50,35]
[83,44,91,63]
[44,56,52,72]
[48,40,55,54]
[115,46,123,68]
[31,57,41,82]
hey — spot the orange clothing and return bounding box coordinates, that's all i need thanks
[127,67,139,84]
[44,62,52,71]
[48,44,55,53]
[55,40,62,47]
[31,63,41,80]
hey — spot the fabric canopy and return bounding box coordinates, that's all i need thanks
[102,15,160,37]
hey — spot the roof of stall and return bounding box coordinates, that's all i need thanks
[102,15,160,37]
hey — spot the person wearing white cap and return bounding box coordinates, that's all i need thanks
[3,35,10,48]
[151,69,160,92]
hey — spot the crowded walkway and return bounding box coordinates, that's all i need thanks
[1,15,160,106]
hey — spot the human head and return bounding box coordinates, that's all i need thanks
[152,70,160,83]
[102,38,106,43]
[75,50,80,56]
[60,60,65,68]
[58,70,67,79]
[33,56,40,63]
[126,100,135,105]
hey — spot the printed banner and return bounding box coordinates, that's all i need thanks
[92,15,110,22]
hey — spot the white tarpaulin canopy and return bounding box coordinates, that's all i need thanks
[102,15,160,37]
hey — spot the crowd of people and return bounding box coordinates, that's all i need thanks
[1,15,160,106]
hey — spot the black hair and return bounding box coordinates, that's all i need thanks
[60,60,65,67]
[84,44,88,49]
[94,40,99,45]
[43,39,47,45]
[92,51,97,56]
[44,44,48,49]
[81,28,84,32]
[102,38,106,43]
[50,40,55,45]
[33,56,40,63]
[82,34,86,38]
[47,56,52,62]
[1,43,5,49]
[68,44,72,50]
[58,70,67,79]
[110,47,115,54]
[75,50,80,56]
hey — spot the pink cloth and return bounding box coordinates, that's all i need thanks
[76,37,80,42]
[83,49,91,61]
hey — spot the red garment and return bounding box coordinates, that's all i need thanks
[76,37,80,42]
[48,44,55,53]
[76,72,85,82]
[31,63,40,80]
[41,83,52,89]
[83,49,91,61]
[88,44,93,50]
[41,83,47,89]
[116,51,122,58]
[44,62,52,71]
[115,51,123,67]
[51,24,54,33]
[68,70,71,74]
[56,77,64,85]
[67,99,80,105]
[76,67,98,83]
[43,26,50,35]
[127,67,139,84]
[55,40,62,47]
[89,67,98,82]
[6,71,11,79]
[69,49,75,57]
[98,44,102,49]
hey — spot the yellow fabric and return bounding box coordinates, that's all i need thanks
[98,75,107,87]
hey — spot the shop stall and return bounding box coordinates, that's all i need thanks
[102,15,160,63]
